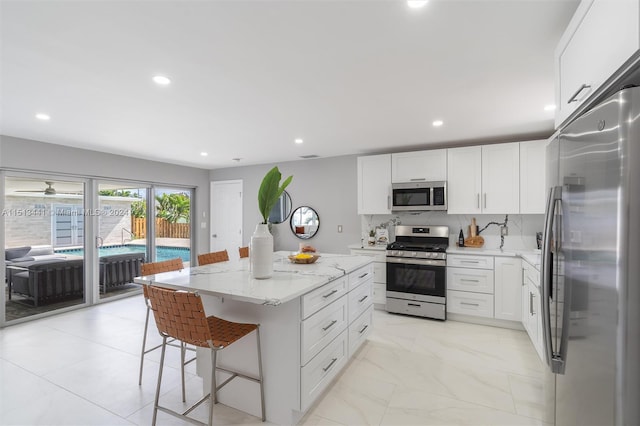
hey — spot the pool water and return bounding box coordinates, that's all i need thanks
[56,245,191,263]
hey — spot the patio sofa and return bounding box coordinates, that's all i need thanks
[99,252,146,293]
[6,245,145,305]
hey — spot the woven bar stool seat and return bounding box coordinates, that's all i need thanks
[197,250,229,266]
[238,246,249,259]
[147,285,265,426]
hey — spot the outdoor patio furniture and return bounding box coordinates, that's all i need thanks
[10,258,84,306]
[99,252,146,293]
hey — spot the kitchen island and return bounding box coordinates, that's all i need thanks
[134,251,374,424]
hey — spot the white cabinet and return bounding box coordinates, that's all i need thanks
[391,149,447,183]
[519,140,547,214]
[357,154,391,214]
[350,248,387,309]
[447,253,523,323]
[494,257,522,322]
[447,143,520,214]
[555,0,640,128]
[522,260,544,361]
[299,262,374,412]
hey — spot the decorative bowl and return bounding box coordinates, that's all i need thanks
[288,254,320,264]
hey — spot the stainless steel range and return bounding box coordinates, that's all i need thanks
[386,225,449,320]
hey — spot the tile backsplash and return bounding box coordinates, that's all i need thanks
[360,211,544,251]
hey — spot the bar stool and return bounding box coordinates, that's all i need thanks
[239,246,249,258]
[138,258,193,402]
[146,285,265,426]
[197,250,229,265]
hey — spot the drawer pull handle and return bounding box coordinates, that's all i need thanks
[322,289,338,299]
[408,303,421,307]
[460,260,480,264]
[322,320,338,331]
[322,357,338,372]
[358,295,368,303]
[461,302,480,307]
[358,272,369,279]
[568,83,591,103]
[460,279,479,283]
[410,178,426,181]
[358,324,369,334]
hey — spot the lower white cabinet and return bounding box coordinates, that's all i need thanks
[447,253,522,323]
[447,290,494,318]
[522,259,544,361]
[494,257,522,321]
[300,262,375,411]
[350,247,387,308]
[301,330,348,411]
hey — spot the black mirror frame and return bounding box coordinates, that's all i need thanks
[290,206,320,240]
[268,190,292,224]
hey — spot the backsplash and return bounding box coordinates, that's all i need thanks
[360,212,544,251]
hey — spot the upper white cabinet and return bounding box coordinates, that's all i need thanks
[519,140,547,214]
[357,154,391,215]
[447,143,520,214]
[391,149,447,183]
[555,0,640,128]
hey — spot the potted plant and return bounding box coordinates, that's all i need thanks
[251,166,293,279]
[368,229,376,246]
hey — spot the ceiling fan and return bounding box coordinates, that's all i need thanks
[13,181,58,195]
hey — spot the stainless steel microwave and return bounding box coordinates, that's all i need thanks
[391,181,447,211]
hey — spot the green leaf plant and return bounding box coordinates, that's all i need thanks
[258,166,293,224]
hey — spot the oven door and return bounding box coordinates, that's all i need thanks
[386,257,446,302]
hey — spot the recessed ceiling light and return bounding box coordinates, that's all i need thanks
[152,75,171,85]
[432,120,443,127]
[294,138,304,144]
[35,113,50,121]
[200,152,208,157]
[407,0,428,9]
[544,104,556,111]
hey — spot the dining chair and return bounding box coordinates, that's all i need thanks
[139,258,193,402]
[146,285,265,426]
[197,250,229,265]
[239,246,249,258]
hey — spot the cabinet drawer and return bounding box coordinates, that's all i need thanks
[447,290,494,318]
[348,279,373,323]
[301,330,348,411]
[348,263,374,291]
[349,249,386,263]
[348,305,373,358]
[373,283,386,305]
[373,262,386,283]
[302,276,347,319]
[447,267,494,294]
[301,295,348,365]
[447,254,494,270]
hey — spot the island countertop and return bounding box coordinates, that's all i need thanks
[134,251,373,306]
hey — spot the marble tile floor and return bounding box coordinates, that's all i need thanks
[0,295,549,425]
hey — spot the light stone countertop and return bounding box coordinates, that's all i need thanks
[347,243,387,251]
[134,251,373,306]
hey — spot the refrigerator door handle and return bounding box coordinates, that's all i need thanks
[541,186,562,370]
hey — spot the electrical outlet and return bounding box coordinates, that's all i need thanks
[337,225,343,233]
[501,225,508,236]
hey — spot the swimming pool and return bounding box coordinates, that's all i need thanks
[56,245,191,263]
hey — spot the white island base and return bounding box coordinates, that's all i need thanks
[136,252,374,425]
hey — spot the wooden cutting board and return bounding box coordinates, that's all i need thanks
[464,235,484,248]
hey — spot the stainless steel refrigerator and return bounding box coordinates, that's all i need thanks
[542,86,640,425]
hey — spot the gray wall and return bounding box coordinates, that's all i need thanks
[0,135,211,255]
[210,155,360,254]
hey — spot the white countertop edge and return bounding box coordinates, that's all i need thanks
[134,252,373,305]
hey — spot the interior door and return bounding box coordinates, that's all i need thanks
[210,180,243,259]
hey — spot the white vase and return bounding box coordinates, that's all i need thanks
[250,223,273,279]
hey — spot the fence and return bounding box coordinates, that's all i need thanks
[131,218,190,239]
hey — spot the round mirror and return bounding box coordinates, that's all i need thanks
[268,191,292,224]
[290,206,320,239]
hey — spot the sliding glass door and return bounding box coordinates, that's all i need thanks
[97,182,149,300]
[4,175,86,322]
[153,187,192,266]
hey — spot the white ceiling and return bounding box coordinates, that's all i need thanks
[0,0,579,170]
